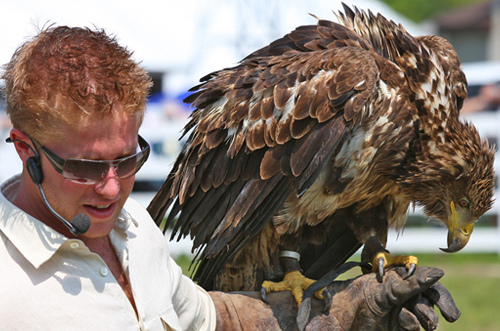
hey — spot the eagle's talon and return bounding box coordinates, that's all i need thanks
[405,263,417,279]
[260,286,269,303]
[377,257,385,282]
[373,252,418,282]
[323,288,332,312]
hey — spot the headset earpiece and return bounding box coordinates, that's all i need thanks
[5,137,43,185]
[26,157,43,185]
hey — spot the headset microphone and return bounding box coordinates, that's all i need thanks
[7,137,91,235]
[36,178,91,235]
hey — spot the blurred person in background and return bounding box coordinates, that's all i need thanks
[461,82,500,114]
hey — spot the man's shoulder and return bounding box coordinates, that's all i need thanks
[123,197,154,223]
[123,197,147,215]
[120,197,174,262]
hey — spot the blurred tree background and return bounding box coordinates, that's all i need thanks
[381,0,485,22]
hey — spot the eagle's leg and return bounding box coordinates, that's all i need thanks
[261,251,327,306]
[348,203,418,281]
[361,236,418,281]
[261,233,326,307]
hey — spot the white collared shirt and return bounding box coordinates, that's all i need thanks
[0,175,216,331]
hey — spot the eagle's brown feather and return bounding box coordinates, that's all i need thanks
[148,5,495,291]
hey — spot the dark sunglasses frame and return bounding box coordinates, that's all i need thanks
[32,135,150,185]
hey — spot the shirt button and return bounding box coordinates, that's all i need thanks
[70,242,79,249]
[100,267,109,277]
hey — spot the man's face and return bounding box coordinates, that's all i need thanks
[38,110,141,238]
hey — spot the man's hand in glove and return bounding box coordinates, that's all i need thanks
[209,266,460,331]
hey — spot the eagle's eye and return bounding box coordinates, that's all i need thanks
[459,197,470,208]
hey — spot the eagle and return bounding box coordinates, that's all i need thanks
[147,4,495,305]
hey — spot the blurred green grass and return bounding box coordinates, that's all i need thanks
[175,253,500,330]
[417,253,500,331]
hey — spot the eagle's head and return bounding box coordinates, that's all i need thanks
[403,120,495,253]
[391,32,495,253]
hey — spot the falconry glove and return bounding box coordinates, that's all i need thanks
[209,266,460,331]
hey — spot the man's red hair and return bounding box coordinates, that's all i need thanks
[2,25,152,143]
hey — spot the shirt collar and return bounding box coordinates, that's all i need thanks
[0,175,138,269]
[115,205,138,232]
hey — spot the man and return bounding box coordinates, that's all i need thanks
[0,25,459,331]
[1,25,215,331]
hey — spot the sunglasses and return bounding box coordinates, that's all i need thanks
[33,135,150,185]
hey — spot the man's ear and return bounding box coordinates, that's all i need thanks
[9,128,36,163]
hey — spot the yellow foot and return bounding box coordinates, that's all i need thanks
[261,271,324,306]
[373,252,418,280]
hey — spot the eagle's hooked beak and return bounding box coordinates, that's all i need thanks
[440,201,474,253]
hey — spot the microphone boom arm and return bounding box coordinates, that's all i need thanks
[37,183,90,235]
